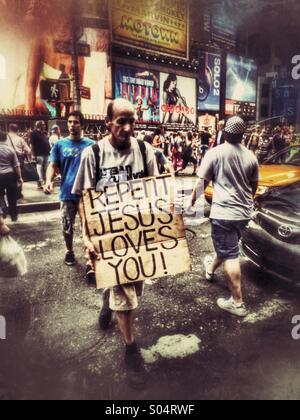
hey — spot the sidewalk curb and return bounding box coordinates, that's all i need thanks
[17,201,60,214]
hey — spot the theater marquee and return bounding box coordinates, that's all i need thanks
[110,0,189,59]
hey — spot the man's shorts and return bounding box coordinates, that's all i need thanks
[110,282,144,312]
[61,201,80,235]
[211,219,250,261]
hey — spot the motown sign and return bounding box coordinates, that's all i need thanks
[83,175,192,289]
[110,0,189,59]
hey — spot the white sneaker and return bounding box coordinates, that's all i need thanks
[204,255,214,282]
[217,297,248,317]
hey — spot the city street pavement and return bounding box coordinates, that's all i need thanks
[1,182,300,400]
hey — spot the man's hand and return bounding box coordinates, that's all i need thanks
[0,222,10,236]
[44,181,54,195]
[84,237,101,263]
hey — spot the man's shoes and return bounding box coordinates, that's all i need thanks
[86,265,96,286]
[64,251,76,266]
[204,255,215,282]
[125,342,147,390]
[99,289,112,330]
[217,297,248,317]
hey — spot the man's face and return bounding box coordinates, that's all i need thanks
[108,108,136,149]
[68,116,82,137]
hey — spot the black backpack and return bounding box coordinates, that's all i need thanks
[92,140,148,184]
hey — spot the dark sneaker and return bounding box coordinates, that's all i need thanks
[86,265,96,286]
[125,342,147,390]
[99,289,112,330]
[64,251,76,266]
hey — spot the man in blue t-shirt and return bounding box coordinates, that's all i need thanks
[44,112,94,267]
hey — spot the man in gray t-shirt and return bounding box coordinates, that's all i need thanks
[191,116,259,317]
[73,99,159,388]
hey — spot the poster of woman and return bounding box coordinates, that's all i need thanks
[160,73,197,127]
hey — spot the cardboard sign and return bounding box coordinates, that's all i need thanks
[83,174,192,289]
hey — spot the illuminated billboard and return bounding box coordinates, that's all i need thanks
[160,73,196,127]
[225,53,257,118]
[110,0,189,59]
[115,65,160,124]
[198,52,221,112]
[0,1,112,118]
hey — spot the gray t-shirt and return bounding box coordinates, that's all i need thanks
[72,137,159,195]
[199,143,259,220]
[0,143,19,175]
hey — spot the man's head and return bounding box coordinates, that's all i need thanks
[224,116,246,144]
[218,121,225,131]
[106,99,136,150]
[36,121,46,131]
[68,111,84,139]
[8,124,18,133]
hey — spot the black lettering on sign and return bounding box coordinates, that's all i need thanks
[137,205,155,227]
[91,211,106,236]
[111,236,129,257]
[125,231,143,254]
[143,229,159,252]
[108,212,125,234]
[98,239,113,260]
[160,252,168,275]
[117,181,131,203]
[130,179,145,201]
[108,259,123,285]
[159,226,179,249]
[123,258,140,282]
[156,198,173,225]
[87,190,102,210]
[139,254,156,278]
[123,205,139,231]
[104,185,119,206]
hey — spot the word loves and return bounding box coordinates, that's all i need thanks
[83,174,191,289]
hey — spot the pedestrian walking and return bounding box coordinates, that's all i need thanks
[190,116,259,317]
[30,121,50,189]
[0,131,23,222]
[44,112,95,271]
[72,99,159,388]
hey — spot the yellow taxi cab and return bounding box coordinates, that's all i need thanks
[205,145,300,203]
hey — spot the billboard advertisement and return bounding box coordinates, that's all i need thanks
[160,73,196,127]
[272,85,298,124]
[225,53,257,118]
[110,0,189,59]
[0,1,112,118]
[198,52,221,112]
[115,65,160,124]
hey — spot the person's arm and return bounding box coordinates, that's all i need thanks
[190,151,214,207]
[78,198,100,261]
[0,214,10,236]
[44,162,58,194]
[14,165,23,187]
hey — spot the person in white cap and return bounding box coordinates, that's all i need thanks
[190,116,259,317]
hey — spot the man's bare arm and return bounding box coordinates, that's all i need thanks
[44,162,58,194]
[79,198,100,262]
[191,178,209,208]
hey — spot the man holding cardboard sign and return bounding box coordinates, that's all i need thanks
[73,99,191,387]
[73,99,158,387]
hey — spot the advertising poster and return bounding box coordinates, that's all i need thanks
[0,0,112,118]
[115,65,160,124]
[199,113,217,131]
[225,53,257,118]
[160,72,196,127]
[110,0,189,59]
[198,52,222,112]
[272,85,298,124]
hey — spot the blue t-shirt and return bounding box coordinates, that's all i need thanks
[50,137,94,201]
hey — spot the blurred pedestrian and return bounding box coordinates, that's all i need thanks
[30,121,50,189]
[0,130,23,222]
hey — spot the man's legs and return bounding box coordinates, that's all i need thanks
[224,258,243,304]
[6,174,18,222]
[116,311,135,345]
[42,156,49,183]
[36,156,44,188]
[61,201,77,265]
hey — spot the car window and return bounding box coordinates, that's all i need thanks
[267,147,300,166]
